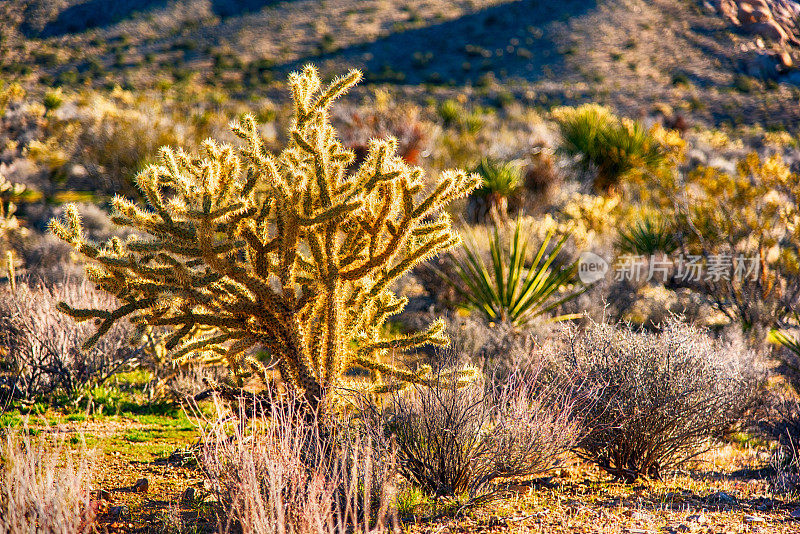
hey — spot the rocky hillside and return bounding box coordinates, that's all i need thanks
[4,0,800,130]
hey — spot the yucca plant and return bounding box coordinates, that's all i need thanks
[617,216,677,256]
[446,220,585,327]
[472,157,523,225]
[770,328,800,356]
[554,104,667,193]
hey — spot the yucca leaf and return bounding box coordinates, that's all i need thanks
[443,220,585,326]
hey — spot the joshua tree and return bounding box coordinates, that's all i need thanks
[51,66,480,409]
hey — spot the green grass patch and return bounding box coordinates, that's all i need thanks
[123,429,153,443]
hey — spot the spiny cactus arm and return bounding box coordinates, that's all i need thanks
[357,318,448,357]
[350,355,432,385]
[340,174,477,281]
[58,298,159,350]
[368,229,458,298]
[55,301,110,322]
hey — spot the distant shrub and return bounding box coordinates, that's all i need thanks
[437,98,462,125]
[446,219,584,327]
[0,426,95,534]
[43,89,64,113]
[553,104,667,193]
[522,148,560,204]
[758,397,800,495]
[547,319,760,482]
[377,367,579,499]
[0,279,137,402]
[470,157,523,224]
[334,99,431,166]
[733,74,756,93]
[198,393,397,533]
[672,153,800,332]
[0,82,24,116]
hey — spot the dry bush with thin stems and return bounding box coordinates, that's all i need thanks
[0,278,136,401]
[545,318,761,482]
[0,426,96,534]
[196,391,399,534]
[758,396,800,495]
[371,364,580,500]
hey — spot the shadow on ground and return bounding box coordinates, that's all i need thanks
[277,0,597,85]
[31,0,286,37]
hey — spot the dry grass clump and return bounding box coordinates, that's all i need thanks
[0,278,136,401]
[0,426,95,534]
[197,393,398,534]
[544,318,761,482]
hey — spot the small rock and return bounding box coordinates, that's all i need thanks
[181,486,196,503]
[687,512,706,524]
[132,478,149,493]
[68,164,87,179]
[744,514,765,523]
[790,507,800,518]
[108,505,129,521]
[706,491,737,505]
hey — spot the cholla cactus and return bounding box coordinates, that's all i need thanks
[51,66,480,408]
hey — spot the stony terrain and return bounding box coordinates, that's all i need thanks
[4,0,800,131]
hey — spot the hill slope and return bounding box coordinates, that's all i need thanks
[3,0,800,130]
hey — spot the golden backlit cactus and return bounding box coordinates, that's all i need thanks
[50,66,480,407]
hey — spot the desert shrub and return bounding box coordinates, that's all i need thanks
[446,219,584,327]
[671,153,800,333]
[30,89,212,199]
[0,82,24,116]
[198,393,397,534]
[553,104,668,193]
[554,193,621,249]
[469,157,523,224]
[0,279,137,402]
[50,66,480,411]
[42,89,64,113]
[546,318,760,482]
[377,367,579,500]
[0,426,95,534]
[522,147,560,205]
[758,396,800,495]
